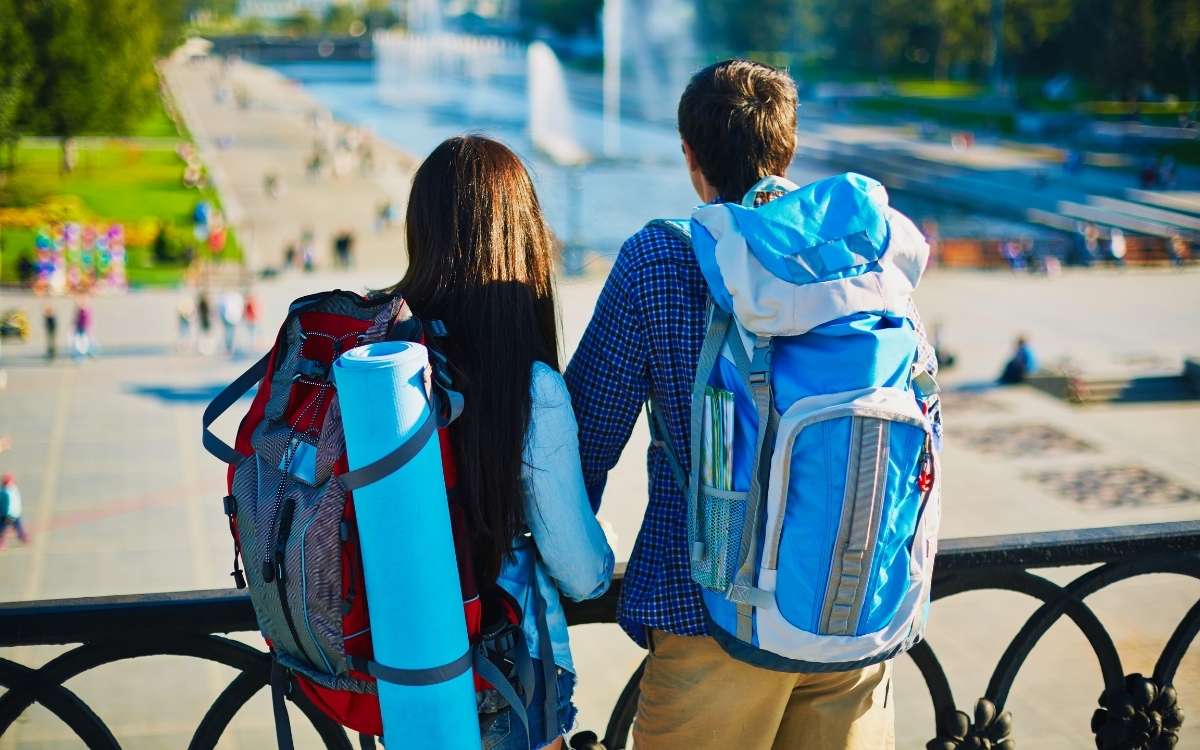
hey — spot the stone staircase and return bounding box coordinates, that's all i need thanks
[1028,359,1200,404]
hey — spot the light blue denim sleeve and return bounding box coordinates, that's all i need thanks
[523,363,615,602]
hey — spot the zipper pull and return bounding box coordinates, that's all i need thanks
[917,446,934,494]
[262,559,276,583]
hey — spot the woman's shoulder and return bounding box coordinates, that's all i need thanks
[532,357,568,396]
[529,361,570,408]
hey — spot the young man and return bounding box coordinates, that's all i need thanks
[566,60,932,749]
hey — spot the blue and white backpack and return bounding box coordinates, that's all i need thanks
[649,173,942,671]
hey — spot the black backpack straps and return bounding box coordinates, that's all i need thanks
[269,660,295,750]
[202,351,271,466]
[475,650,532,749]
[532,587,560,744]
[348,648,474,685]
[646,398,687,493]
[337,395,438,492]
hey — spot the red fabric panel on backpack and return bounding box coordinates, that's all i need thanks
[296,675,383,737]
[283,312,374,436]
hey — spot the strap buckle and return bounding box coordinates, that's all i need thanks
[748,337,773,385]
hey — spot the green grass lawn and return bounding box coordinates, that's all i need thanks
[893,80,985,99]
[128,99,183,139]
[1,137,240,287]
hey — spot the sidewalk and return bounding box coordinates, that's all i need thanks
[162,58,415,275]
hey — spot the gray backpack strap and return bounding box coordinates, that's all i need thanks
[723,326,777,638]
[532,589,560,744]
[647,399,687,492]
[687,304,734,568]
[337,401,438,492]
[644,218,691,243]
[270,660,295,750]
[474,651,532,750]
[348,647,473,686]
[202,352,271,465]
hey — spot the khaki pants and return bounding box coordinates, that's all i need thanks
[632,630,895,750]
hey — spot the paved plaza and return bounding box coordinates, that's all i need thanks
[0,57,1198,749]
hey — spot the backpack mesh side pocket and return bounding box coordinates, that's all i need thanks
[694,486,747,591]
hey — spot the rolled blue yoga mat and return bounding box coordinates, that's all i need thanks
[333,341,480,749]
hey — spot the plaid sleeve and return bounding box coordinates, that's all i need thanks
[564,243,651,512]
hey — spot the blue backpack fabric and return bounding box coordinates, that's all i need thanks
[648,173,942,672]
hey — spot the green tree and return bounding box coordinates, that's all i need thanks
[0,0,33,172]
[323,3,358,34]
[17,0,162,171]
[1156,0,1200,98]
[282,9,321,35]
[363,0,400,30]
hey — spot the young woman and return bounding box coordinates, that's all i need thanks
[392,135,614,750]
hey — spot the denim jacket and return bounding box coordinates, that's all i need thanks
[496,362,615,673]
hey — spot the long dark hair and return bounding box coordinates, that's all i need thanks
[394,135,560,583]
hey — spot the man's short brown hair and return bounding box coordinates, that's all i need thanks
[677,60,797,202]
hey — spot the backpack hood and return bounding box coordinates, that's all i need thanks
[691,173,929,337]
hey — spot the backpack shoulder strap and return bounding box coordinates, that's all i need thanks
[202,351,271,465]
[644,218,692,243]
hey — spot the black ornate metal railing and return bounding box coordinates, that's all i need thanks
[2,520,1199,749]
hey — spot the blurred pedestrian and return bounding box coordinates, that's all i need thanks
[263,172,283,199]
[333,231,355,269]
[1159,156,1177,189]
[1108,228,1127,267]
[1168,233,1190,267]
[243,290,261,350]
[197,290,214,355]
[72,298,93,359]
[301,230,316,272]
[375,200,396,232]
[999,336,1039,385]
[43,306,57,360]
[1001,240,1025,271]
[219,289,244,356]
[177,297,196,351]
[0,473,28,549]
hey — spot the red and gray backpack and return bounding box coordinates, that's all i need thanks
[202,290,553,748]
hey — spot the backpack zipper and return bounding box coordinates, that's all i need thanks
[270,493,311,661]
[908,434,936,554]
[263,385,328,583]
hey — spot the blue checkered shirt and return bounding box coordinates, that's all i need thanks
[565,224,712,647]
[565,224,939,648]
